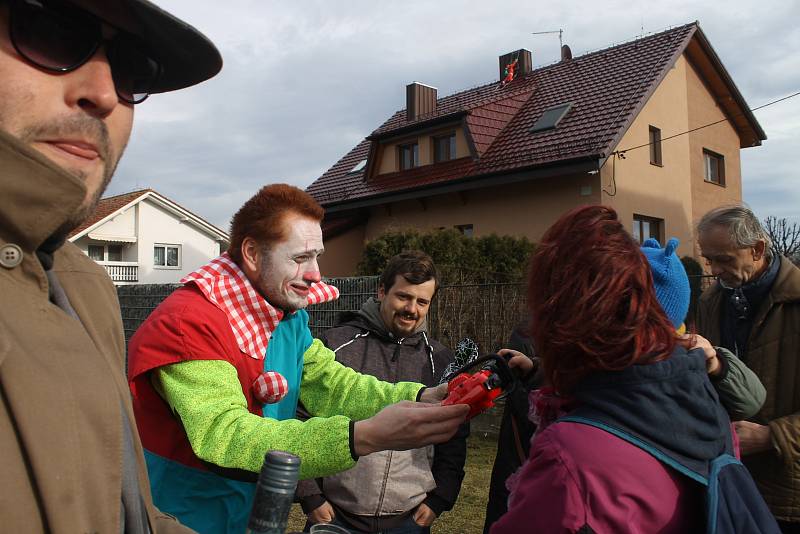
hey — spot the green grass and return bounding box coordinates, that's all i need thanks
[287,436,498,533]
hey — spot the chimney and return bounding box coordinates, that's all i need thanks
[406,82,437,121]
[561,44,573,61]
[498,49,532,81]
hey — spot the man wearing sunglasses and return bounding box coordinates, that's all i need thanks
[0,0,221,532]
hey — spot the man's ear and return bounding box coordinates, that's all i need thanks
[377,284,385,300]
[241,237,261,274]
[753,239,766,262]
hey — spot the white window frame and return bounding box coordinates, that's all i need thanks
[154,243,182,269]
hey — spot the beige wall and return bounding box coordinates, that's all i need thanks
[377,124,470,174]
[603,55,694,257]
[320,174,600,275]
[319,224,367,277]
[685,56,742,254]
[602,54,743,259]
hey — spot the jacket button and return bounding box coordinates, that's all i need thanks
[0,244,23,268]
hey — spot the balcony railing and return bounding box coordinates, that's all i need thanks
[98,261,138,283]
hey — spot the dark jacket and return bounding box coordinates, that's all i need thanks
[698,256,800,521]
[296,298,468,532]
[483,321,540,533]
[0,129,190,532]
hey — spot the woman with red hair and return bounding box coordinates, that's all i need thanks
[491,205,758,533]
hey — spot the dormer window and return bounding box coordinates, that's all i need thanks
[399,142,419,170]
[434,133,457,162]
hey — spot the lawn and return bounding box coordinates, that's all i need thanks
[286,435,499,533]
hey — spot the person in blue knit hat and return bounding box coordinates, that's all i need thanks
[641,237,691,332]
[641,237,765,420]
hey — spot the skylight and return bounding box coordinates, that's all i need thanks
[530,103,572,133]
[348,159,367,174]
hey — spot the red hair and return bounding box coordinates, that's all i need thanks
[527,205,676,394]
[228,184,324,264]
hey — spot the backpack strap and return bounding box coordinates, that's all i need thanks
[558,415,709,486]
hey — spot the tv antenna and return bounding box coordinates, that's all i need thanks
[532,29,564,51]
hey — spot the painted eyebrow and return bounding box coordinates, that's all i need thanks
[292,248,324,257]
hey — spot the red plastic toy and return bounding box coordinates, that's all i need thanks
[442,354,515,420]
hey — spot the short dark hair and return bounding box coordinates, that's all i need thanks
[380,250,439,294]
[228,184,324,265]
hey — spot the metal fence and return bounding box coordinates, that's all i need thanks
[118,274,718,349]
[118,284,181,342]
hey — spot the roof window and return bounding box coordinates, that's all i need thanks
[530,103,572,133]
[347,159,367,174]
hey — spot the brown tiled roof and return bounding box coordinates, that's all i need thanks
[68,189,151,237]
[308,23,748,209]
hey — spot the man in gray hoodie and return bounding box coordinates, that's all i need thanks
[297,250,468,533]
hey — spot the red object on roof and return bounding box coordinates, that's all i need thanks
[307,23,763,211]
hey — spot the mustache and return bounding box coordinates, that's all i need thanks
[397,312,419,321]
[18,113,112,162]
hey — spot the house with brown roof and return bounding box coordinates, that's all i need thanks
[68,189,229,285]
[306,22,766,276]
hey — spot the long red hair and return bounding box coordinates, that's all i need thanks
[527,205,676,394]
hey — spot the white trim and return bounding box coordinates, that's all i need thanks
[87,232,137,243]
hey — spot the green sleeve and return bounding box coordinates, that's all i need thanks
[299,338,424,420]
[713,346,767,421]
[154,359,354,480]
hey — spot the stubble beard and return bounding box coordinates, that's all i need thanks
[15,114,122,238]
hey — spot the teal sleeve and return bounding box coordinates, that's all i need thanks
[299,338,424,420]
[153,359,355,480]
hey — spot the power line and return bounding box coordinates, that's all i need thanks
[613,90,800,156]
[600,89,799,197]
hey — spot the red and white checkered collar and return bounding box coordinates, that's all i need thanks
[181,253,339,360]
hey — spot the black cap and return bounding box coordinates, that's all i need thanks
[70,0,223,93]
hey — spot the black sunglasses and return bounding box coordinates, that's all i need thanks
[7,0,162,104]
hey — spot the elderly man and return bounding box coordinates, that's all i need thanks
[297,251,468,534]
[0,0,221,532]
[697,204,800,530]
[128,185,469,534]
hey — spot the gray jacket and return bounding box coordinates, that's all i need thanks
[713,346,766,421]
[296,298,467,530]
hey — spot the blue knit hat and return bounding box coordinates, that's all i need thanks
[641,238,690,330]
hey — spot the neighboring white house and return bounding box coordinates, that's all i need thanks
[69,189,230,285]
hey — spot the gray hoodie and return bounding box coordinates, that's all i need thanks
[296,298,467,531]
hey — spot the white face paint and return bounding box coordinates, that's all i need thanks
[258,215,324,312]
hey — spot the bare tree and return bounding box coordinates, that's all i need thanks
[764,216,800,262]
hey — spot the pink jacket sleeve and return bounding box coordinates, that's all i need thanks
[490,430,587,533]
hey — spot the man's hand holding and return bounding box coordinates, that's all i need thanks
[418,383,448,403]
[412,503,437,527]
[353,401,469,456]
[734,421,774,456]
[498,348,536,377]
[307,501,335,525]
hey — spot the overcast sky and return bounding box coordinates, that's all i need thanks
[109,0,800,231]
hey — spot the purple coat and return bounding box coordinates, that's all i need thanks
[491,421,702,533]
